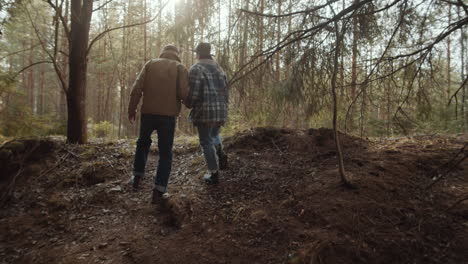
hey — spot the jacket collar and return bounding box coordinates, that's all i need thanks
[159,51,181,62]
[198,59,218,66]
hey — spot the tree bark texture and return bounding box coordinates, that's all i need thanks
[67,0,93,144]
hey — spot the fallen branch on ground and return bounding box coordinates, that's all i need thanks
[446,194,468,211]
[425,143,467,190]
[0,142,40,205]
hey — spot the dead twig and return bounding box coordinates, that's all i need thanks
[62,146,80,159]
[103,156,114,169]
[425,143,467,190]
[0,142,40,205]
[308,240,330,264]
[37,153,69,179]
[446,194,468,211]
[272,139,294,169]
[271,139,284,155]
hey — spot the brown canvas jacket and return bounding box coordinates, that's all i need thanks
[128,51,189,117]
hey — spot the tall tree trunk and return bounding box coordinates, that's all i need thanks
[118,0,128,138]
[460,6,467,131]
[386,77,391,136]
[447,4,453,124]
[38,66,45,115]
[97,40,103,122]
[21,40,27,96]
[447,4,452,102]
[349,0,359,132]
[286,0,292,78]
[59,0,70,122]
[143,0,147,62]
[28,37,35,113]
[276,0,282,82]
[238,0,250,104]
[218,0,221,55]
[157,0,162,55]
[67,0,93,144]
[360,50,369,138]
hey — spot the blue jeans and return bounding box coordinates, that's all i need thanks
[133,114,175,193]
[197,125,223,172]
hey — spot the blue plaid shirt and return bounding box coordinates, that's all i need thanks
[185,59,229,126]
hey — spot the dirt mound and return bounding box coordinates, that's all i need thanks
[0,131,467,264]
[0,139,56,203]
[227,127,367,153]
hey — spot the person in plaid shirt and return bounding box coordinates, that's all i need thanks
[185,42,229,184]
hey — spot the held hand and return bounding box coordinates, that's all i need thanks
[128,113,136,124]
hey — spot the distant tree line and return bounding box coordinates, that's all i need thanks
[0,0,466,143]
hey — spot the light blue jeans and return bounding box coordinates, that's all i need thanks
[197,125,222,172]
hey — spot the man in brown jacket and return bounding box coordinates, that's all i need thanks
[128,44,189,204]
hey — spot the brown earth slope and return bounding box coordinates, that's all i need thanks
[0,128,467,264]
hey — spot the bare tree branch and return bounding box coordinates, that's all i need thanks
[385,16,468,60]
[45,0,71,44]
[87,0,171,55]
[24,3,68,94]
[440,0,468,14]
[93,0,115,12]
[240,0,338,18]
[448,76,468,106]
[11,60,53,79]
[345,0,408,132]
[230,0,373,86]
[0,44,42,61]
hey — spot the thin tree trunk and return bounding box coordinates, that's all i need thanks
[349,0,359,132]
[286,0,292,78]
[97,40,103,122]
[28,36,35,113]
[21,40,27,96]
[38,66,45,114]
[239,0,250,102]
[157,0,162,55]
[143,0,147,62]
[276,0,282,82]
[460,6,466,131]
[332,21,354,188]
[218,0,221,55]
[447,4,452,113]
[59,0,69,122]
[386,80,391,136]
[118,1,128,138]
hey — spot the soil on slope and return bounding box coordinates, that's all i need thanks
[0,128,467,264]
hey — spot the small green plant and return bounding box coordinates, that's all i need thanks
[93,121,114,139]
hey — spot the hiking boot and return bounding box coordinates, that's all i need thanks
[216,145,228,170]
[151,189,170,205]
[219,153,228,170]
[203,171,219,184]
[128,175,142,191]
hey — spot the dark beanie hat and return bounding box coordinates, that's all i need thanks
[195,42,212,56]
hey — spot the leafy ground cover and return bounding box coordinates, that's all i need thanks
[0,128,467,264]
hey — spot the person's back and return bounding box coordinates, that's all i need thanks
[127,44,189,204]
[129,49,188,117]
[186,59,228,126]
[185,43,229,184]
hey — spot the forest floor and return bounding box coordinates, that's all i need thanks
[0,128,467,264]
